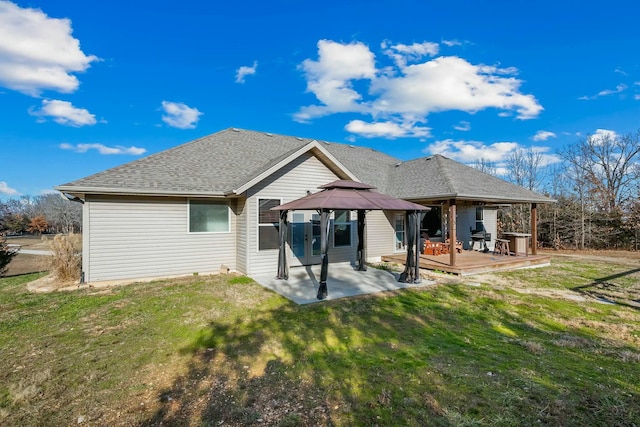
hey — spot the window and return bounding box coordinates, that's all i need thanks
[421,206,442,238]
[258,199,280,250]
[189,200,229,233]
[333,210,352,247]
[395,214,406,251]
[475,206,484,231]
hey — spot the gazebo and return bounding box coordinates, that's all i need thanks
[272,180,430,300]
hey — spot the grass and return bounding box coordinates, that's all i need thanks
[0,257,639,426]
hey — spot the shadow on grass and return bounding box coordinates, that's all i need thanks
[137,285,640,426]
[572,267,640,309]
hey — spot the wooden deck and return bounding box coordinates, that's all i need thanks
[381,250,551,276]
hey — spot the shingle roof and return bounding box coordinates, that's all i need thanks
[389,154,553,203]
[56,127,552,203]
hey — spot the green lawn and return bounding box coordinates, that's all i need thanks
[1,258,638,426]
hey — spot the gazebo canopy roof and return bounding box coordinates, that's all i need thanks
[272,180,430,212]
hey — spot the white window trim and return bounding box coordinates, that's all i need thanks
[394,213,406,253]
[257,197,282,252]
[332,209,353,248]
[475,206,484,230]
[187,198,231,234]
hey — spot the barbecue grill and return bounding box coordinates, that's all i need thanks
[470,226,491,252]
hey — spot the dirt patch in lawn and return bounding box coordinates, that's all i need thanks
[539,248,640,265]
[4,253,48,277]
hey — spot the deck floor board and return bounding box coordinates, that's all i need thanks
[381,250,551,276]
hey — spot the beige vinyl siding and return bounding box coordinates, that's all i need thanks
[245,152,348,275]
[85,195,236,282]
[364,210,395,261]
[456,206,475,250]
[234,197,248,274]
[482,207,497,251]
[456,205,497,251]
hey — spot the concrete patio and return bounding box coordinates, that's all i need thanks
[251,263,435,305]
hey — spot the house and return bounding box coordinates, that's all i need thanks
[55,128,552,283]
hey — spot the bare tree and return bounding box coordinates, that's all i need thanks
[473,157,497,176]
[503,148,545,233]
[506,147,545,191]
[562,131,640,215]
[557,130,640,249]
[35,194,82,234]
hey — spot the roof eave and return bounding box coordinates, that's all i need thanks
[405,193,555,204]
[54,185,229,198]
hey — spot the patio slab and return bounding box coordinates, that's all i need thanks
[251,264,435,305]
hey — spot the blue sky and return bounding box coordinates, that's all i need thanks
[1,0,639,199]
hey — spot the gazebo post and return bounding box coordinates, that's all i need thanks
[531,203,538,255]
[276,209,289,280]
[357,209,367,271]
[449,199,457,267]
[317,208,330,300]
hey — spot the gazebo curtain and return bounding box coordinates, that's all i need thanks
[399,210,421,284]
[276,209,289,280]
[357,209,366,271]
[317,208,330,300]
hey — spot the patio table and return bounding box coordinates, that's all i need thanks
[502,232,531,256]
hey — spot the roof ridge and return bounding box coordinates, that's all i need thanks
[434,154,459,196]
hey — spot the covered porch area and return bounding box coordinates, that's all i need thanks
[382,250,551,276]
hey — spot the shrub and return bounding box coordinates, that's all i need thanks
[0,233,18,277]
[47,234,82,282]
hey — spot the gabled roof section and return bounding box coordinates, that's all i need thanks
[232,140,358,194]
[388,154,553,203]
[56,129,360,197]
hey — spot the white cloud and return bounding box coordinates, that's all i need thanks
[345,119,431,138]
[453,120,471,131]
[294,40,376,122]
[29,99,97,126]
[580,84,627,100]
[382,40,439,67]
[161,101,202,129]
[0,1,98,96]
[371,57,541,119]
[0,181,19,196]
[598,84,627,96]
[635,94,640,101]
[591,128,618,141]
[59,143,146,155]
[441,39,464,47]
[533,130,556,141]
[614,67,628,76]
[425,139,519,163]
[424,139,561,168]
[235,61,258,83]
[295,40,542,138]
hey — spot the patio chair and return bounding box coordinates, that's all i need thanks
[446,238,463,253]
[422,238,441,256]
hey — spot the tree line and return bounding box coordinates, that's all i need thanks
[480,129,640,250]
[0,193,82,235]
